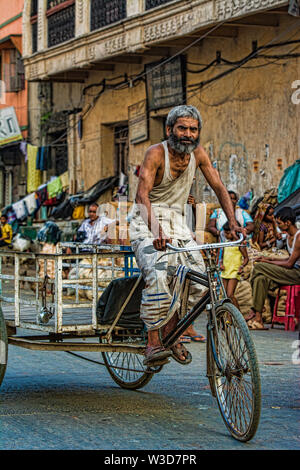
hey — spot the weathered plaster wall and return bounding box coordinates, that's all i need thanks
[188,15,300,201]
[79,16,299,200]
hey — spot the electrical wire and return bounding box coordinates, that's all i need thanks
[11,16,300,149]
[186,20,300,101]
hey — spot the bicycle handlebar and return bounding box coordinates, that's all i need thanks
[166,233,244,253]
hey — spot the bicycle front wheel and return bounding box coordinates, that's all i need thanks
[207,302,261,442]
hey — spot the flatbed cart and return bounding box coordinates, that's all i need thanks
[0,237,261,442]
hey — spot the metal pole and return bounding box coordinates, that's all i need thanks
[14,254,20,326]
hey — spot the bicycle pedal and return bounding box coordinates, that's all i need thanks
[144,357,170,367]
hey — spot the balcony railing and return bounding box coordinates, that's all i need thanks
[47,4,75,48]
[90,0,127,31]
[145,0,173,10]
[47,0,70,9]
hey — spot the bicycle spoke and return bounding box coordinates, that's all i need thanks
[101,335,154,390]
[208,304,261,441]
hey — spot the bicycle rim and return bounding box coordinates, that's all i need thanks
[209,303,261,442]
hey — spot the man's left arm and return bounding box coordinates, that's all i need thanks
[257,233,300,268]
[196,147,241,238]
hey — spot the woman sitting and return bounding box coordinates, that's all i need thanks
[252,203,280,251]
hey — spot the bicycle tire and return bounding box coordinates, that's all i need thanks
[207,302,261,442]
[0,307,8,388]
[100,336,156,390]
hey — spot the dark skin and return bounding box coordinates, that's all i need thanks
[136,117,242,249]
[0,216,10,242]
[66,204,100,255]
[206,192,254,239]
[246,217,300,327]
[257,207,281,250]
[135,116,243,357]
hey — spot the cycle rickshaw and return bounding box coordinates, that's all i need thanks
[0,234,261,442]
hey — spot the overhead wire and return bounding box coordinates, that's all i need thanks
[44,0,254,147]
[186,19,300,102]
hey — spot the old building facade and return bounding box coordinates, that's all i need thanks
[0,0,27,206]
[22,0,299,202]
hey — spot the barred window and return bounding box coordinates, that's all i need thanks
[90,0,127,31]
[145,0,174,10]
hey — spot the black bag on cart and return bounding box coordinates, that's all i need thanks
[96,276,145,329]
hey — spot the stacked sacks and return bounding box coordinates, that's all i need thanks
[195,202,219,244]
[85,257,126,301]
[235,246,289,322]
[235,280,253,316]
[67,257,134,300]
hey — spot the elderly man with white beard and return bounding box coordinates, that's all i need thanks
[130,105,241,366]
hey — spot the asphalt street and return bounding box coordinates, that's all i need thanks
[0,315,299,451]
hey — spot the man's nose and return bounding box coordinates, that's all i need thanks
[184,128,191,138]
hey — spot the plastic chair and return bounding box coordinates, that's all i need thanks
[272,285,300,331]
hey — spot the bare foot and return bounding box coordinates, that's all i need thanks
[245,309,256,322]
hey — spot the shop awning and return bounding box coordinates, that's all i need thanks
[0,34,22,54]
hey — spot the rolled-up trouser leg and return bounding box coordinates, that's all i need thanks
[131,238,207,331]
[251,262,300,313]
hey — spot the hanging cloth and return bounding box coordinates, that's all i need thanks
[47,177,63,199]
[27,144,42,193]
[59,171,69,190]
[12,200,27,221]
[20,141,28,162]
[23,193,38,216]
[36,146,52,171]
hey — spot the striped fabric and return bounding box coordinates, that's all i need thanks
[132,238,207,330]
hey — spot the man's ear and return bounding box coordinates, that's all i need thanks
[166,126,172,137]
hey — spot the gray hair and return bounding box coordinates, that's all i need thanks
[166,105,202,130]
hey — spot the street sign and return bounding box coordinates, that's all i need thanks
[0,106,22,147]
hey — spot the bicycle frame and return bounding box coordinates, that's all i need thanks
[161,235,244,370]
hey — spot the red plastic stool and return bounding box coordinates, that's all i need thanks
[272,285,300,331]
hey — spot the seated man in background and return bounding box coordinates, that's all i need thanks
[0,214,13,247]
[77,203,114,245]
[246,207,300,330]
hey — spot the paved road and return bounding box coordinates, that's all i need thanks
[0,316,299,450]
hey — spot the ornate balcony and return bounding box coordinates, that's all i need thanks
[23,0,290,81]
[90,0,127,31]
[145,0,173,10]
[47,3,75,48]
[47,0,70,9]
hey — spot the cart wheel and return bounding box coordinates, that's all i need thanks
[101,337,156,390]
[207,302,261,442]
[0,307,8,388]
